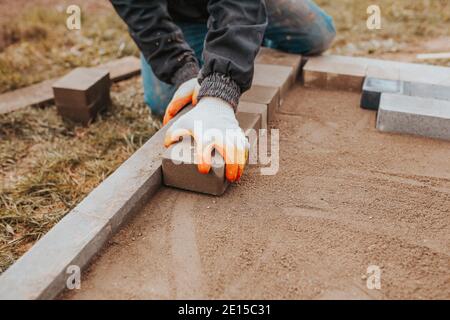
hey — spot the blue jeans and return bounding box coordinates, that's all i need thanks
[141,0,336,116]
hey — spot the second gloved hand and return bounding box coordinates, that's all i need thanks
[163,78,200,125]
[164,97,248,182]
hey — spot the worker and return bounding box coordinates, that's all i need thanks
[111,0,336,182]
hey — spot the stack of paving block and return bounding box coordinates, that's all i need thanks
[52,67,111,125]
[302,54,450,141]
[162,48,302,196]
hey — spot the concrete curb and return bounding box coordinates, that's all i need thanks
[0,109,188,300]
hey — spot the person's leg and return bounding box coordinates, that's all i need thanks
[263,0,336,56]
[141,23,207,116]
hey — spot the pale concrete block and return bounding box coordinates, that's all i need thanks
[403,82,450,102]
[236,112,261,165]
[236,111,262,137]
[252,64,294,102]
[361,78,404,110]
[240,85,279,121]
[256,47,302,82]
[237,101,268,129]
[398,62,450,86]
[366,63,400,81]
[377,93,450,141]
[303,55,367,92]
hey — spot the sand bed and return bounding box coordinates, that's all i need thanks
[64,86,450,300]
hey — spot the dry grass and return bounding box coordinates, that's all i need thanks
[1,0,450,274]
[0,1,138,93]
[318,0,450,67]
[0,78,160,273]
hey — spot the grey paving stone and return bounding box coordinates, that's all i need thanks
[52,68,111,125]
[162,136,229,196]
[237,101,268,129]
[256,47,302,82]
[403,82,450,102]
[377,93,450,141]
[252,64,294,102]
[240,85,278,122]
[303,55,367,92]
[361,78,404,110]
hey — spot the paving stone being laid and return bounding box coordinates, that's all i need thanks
[377,93,450,141]
[256,47,302,82]
[52,67,111,125]
[162,108,263,196]
[162,136,229,196]
[303,55,367,92]
[252,63,294,102]
[237,101,268,129]
[240,85,279,122]
[361,78,404,110]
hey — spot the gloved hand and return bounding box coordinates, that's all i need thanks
[163,78,200,125]
[164,97,248,182]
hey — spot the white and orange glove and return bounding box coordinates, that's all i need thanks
[163,78,200,125]
[164,96,248,182]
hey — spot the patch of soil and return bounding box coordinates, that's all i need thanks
[63,86,450,300]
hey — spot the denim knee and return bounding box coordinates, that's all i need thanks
[141,55,176,116]
[302,11,336,56]
[310,14,336,55]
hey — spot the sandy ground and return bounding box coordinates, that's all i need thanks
[63,86,450,300]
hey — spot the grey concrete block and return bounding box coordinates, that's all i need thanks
[162,136,229,196]
[365,59,401,81]
[377,93,450,141]
[161,108,263,196]
[362,77,450,111]
[52,68,111,125]
[361,78,404,110]
[240,85,279,122]
[256,47,302,82]
[236,111,262,137]
[403,82,450,102]
[303,55,367,92]
[252,64,294,102]
[237,101,268,129]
